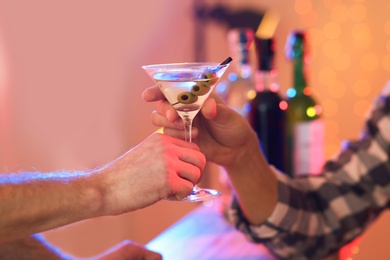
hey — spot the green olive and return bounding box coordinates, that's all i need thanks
[177,92,198,104]
[191,82,210,96]
[201,71,218,87]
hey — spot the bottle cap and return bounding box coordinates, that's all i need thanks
[255,37,274,71]
[227,28,254,65]
[285,31,306,60]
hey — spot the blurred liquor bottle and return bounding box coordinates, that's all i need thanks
[248,36,287,173]
[285,31,324,177]
[216,27,256,119]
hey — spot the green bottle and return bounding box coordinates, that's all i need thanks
[285,31,324,177]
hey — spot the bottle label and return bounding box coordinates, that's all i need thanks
[293,119,324,176]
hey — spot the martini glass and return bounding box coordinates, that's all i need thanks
[142,58,231,202]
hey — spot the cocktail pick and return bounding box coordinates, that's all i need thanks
[220,56,233,65]
[211,56,233,73]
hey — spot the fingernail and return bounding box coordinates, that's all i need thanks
[166,109,173,122]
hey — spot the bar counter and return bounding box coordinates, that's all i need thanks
[146,200,276,260]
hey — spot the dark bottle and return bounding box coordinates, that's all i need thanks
[248,37,287,173]
[285,31,324,177]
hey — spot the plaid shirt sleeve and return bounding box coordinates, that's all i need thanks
[228,81,390,259]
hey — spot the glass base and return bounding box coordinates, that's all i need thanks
[166,186,221,202]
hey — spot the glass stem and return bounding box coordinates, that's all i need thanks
[183,116,193,143]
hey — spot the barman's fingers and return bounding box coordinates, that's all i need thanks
[142,85,165,102]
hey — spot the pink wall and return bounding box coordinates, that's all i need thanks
[0,0,202,256]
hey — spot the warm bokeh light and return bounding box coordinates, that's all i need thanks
[324,119,340,137]
[323,40,342,58]
[332,52,351,71]
[308,28,324,47]
[307,43,317,61]
[353,36,372,49]
[360,53,379,71]
[354,99,371,117]
[280,1,390,257]
[300,10,318,27]
[330,4,349,23]
[247,89,257,100]
[351,23,371,43]
[324,137,342,158]
[270,82,279,93]
[349,4,367,22]
[294,0,313,15]
[314,104,322,115]
[326,80,346,99]
[384,20,390,36]
[353,79,371,97]
[323,0,342,10]
[303,87,312,95]
[382,55,390,71]
[321,98,339,117]
[325,143,340,158]
[306,106,317,117]
[351,245,360,254]
[319,67,337,85]
[279,100,288,110]
[386,39,390,53]
[323,21,342,39]
[294,0,382,171]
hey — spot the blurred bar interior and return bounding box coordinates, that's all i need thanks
[0,0,389,259]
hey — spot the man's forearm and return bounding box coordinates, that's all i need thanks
[0,170,104,243]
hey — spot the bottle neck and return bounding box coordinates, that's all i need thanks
[293,56,307,93]
[255,69,279,92]
[227,28,254,78]
[253,38,277,92]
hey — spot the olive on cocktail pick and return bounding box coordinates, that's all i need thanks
[191,83,210,96]
[201,71,218,87]
[177,92,198,104]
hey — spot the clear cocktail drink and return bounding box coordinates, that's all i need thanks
[142,61,230,202]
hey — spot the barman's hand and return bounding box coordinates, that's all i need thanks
[143,85,278,226]
[142,85,257,168]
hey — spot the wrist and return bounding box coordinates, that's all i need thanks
[90,166,117,216]
[68,168,109,219]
